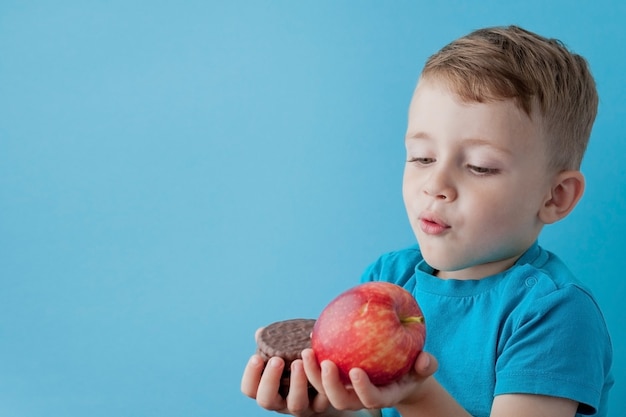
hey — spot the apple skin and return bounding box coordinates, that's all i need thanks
[311,281,426,386]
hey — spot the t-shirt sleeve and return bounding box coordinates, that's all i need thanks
[494,284,613,415]
[359,246,421,287]
[360,255,383,283]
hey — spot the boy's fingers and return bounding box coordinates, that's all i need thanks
[348,367,385,409]
[301,348,324,393]
[255,357,287,410]
[300,349,333,413]
[319,360,361,410]
[303,349,375,411]
[285,360,312,413]
[302,350,354,409]
[254,327,264,342]
[240,354,265,398]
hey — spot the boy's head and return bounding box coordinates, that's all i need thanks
[420,25,597,171]
[403,26,592,279]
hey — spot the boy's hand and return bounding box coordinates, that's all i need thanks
[241,328,334,417]
[301,348,438,411]
[241,354,334,416]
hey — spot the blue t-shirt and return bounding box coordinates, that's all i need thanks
[360,242,613,417]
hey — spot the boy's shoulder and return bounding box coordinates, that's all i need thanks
[360,244,423,287]
[500,244,608,328]
[512,243,595,298]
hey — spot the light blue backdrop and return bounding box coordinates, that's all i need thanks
[1,1,624,416]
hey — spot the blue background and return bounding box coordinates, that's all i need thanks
[1,1,624,416]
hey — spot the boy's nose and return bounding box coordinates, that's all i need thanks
[423,168,457,201]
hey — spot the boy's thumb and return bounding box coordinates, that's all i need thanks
[415,351,438,378]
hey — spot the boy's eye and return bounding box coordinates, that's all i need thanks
[408,157,435,165]
[468,165,499,175]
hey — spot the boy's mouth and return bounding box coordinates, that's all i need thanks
[419,213,450,235]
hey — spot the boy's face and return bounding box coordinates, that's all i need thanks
[403,78,554,279]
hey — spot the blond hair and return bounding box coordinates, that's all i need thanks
[421,25,598,170]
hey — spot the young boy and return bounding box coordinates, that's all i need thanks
[241,25,613,417]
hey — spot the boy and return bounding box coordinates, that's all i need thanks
[241,25,613,417]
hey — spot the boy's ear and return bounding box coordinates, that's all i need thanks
[539,170,585,224]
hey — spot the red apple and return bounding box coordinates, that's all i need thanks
[311,281,425,386]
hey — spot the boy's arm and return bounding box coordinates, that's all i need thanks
[490,394,577,417]
[393,381,577,417]
[358,374,578,417]
[353,370,578,417]
[303,349,578,417]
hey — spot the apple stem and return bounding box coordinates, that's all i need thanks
[401,316,424,324]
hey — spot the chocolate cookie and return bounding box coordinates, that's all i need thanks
[256,318,316,398]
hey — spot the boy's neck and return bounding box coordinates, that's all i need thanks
[434,253,523,280]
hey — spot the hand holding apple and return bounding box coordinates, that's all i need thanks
[311,281,426,386]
